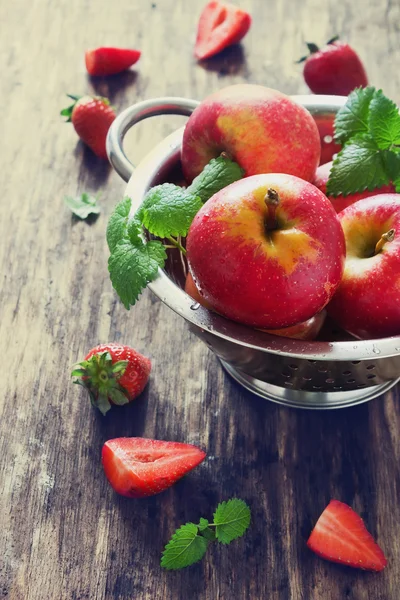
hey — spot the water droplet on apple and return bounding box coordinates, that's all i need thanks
[372,346,381,354]
[190,302,200,310]
[395,347,400,352]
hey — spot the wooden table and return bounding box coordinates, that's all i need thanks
[1,0,400,598]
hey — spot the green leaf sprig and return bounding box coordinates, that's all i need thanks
[64,192,101,219]
[161,498,251,570]
[107,155,243,309]
[327,86,400,196]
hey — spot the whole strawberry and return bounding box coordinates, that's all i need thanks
[298,36,368,96]
[61,94,116,159]
[72,343,151,415]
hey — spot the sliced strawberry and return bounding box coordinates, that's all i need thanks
[102,438,206,498]
[307,500,387,572]
[194,1,251,60]
[85,47,141,76]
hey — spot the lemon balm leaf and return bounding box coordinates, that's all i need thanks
[161,523,208,570]
[327,135,390,197]
[64,193,101,219]
[106,196,132,251]
[187,155,244,203]
[108,239,166,309]
[213,499,251,545]
[334,87,376,144]
[139,184,203,238]
[368,90,400,150]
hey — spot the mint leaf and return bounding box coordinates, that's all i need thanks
[382,150,400,181]
[127,215,143,245]
[368,90,400,150]
[326,135,390,197]
[161,523,208,570]
[213,499,251,545]
[187,156,244,203]
[106,197,132,251]
[139,184,202,238]
[64,193,100,219]
[334,87,376,144]
[108,239,166,309]
[198,518,209,531]
[200,527,216,541]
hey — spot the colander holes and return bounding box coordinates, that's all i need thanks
[367,374,376,379]
[313,385,323,390]
[282,372,291,378]
[357,384,367,388]
[325,378,335,384]
[308,360,317,364]
[366,365,375,370]
[333,386,342,390]
[352,361,361,365]
[289,364,298,370]
[343,370,351,375]
[318,367,328,373]
[302,376,312,381]
[347,379,356,384]
[284,381,294,387]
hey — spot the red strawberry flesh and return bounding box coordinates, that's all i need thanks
[85,47,141,77]
[102,438,206,498]
[194,1,251,60]
[307,500,387,572]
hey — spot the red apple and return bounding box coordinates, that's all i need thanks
[328,194,400,339]
[181,84,320,183]
[186,173,345,329]
[314,161,394,213]
[312,113,341,165]
[184,272,326,339]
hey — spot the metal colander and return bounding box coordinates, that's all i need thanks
[107,94,400,409]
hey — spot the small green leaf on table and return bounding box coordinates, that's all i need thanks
[64,193,100,219]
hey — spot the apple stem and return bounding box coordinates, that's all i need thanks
[264,188,280,231]
[220,151,231,161]
[374,229,395,254]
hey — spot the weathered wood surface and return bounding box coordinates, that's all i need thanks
[1,0,400,598]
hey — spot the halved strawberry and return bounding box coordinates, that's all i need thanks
[85,47,141,77]
[307,500,387,572]
[194,1,251,60]
[102,438,206,498]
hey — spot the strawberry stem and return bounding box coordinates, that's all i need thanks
[327,35,339,45]
[306,42,319,54]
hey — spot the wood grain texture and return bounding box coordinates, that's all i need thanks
[1,0,400,598]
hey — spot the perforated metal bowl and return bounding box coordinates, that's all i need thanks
[107,95,400,409]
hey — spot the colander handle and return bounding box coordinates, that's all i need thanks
[106,97,200,182]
